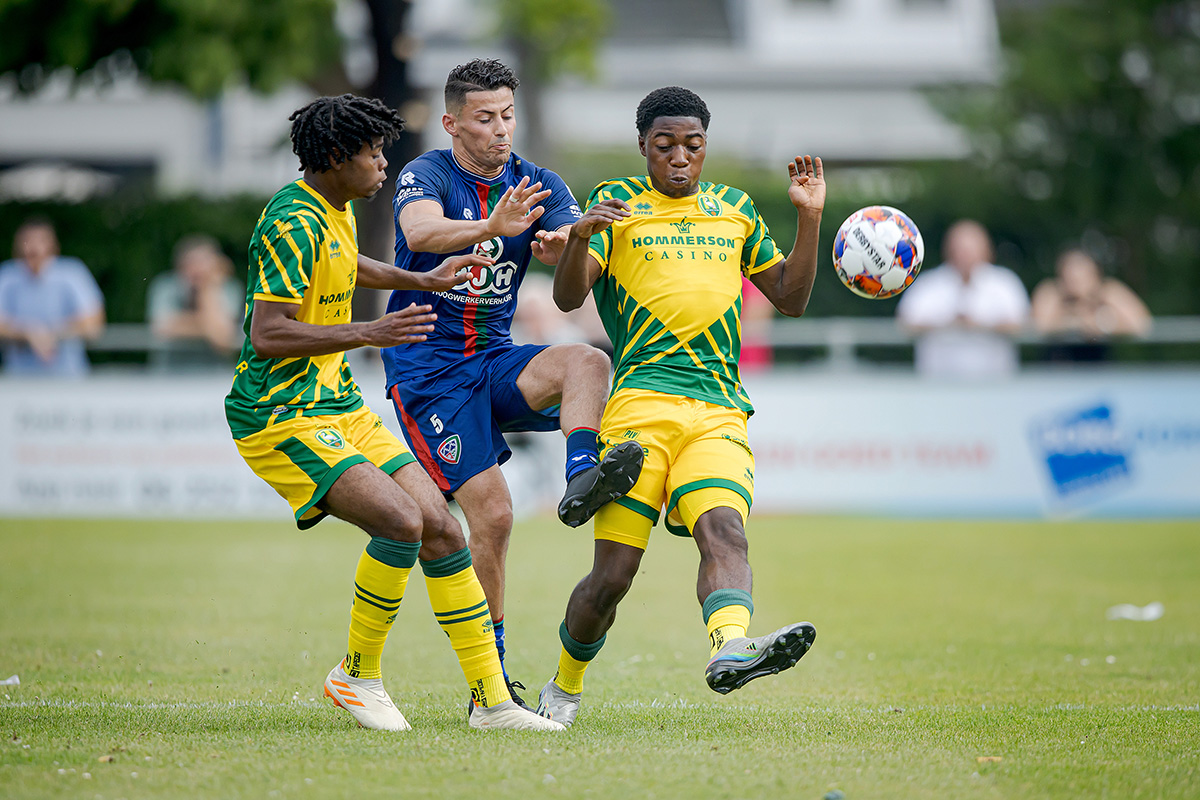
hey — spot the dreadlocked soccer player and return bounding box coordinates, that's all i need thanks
[537,87,825,726]
[224,93,562,732]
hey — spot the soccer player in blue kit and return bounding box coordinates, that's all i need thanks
[382,59,644,710]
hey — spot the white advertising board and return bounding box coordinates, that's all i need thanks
[746,369,1200,518]
[0,369,1197,520]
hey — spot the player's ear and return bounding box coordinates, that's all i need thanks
[637,135,647,157]
[442,112,457,137]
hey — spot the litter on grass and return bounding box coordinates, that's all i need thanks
[0,675,18,686]
[1106,601,1164,621]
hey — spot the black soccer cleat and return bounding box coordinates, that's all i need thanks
[557,440,645,528]
[704,622,817,695]
[506,678,532,711]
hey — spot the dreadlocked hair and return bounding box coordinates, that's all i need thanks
[635,87,711,136]
[444,59,519,113]
[288,94,405,173]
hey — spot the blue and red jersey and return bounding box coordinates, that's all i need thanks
[381,149,582,388]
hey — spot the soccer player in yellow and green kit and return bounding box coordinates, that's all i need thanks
[537,87,825,726]
[225,94,562,732]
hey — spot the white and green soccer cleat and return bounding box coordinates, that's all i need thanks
[468,699,566,731]
[323,662,412,731]
[704,622,817,695]
[536,680,582,728]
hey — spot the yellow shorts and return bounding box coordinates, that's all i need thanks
[593,388,754,551]
[233,404,415,529]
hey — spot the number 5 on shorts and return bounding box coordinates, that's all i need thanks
[430,413,443,434]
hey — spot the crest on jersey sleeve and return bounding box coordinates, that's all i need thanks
[437,434,462,464]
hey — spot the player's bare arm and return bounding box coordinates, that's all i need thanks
[750,155,826,317]
[401,176,552,254]
[249,299,437,359]
[553,199,631,311]
[356,252,494,292]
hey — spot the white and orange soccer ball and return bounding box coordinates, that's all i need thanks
[832,205,925,299]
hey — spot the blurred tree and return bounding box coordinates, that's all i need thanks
[932,0,1200,314]
[494,0,610,164]
[0,0,341,97]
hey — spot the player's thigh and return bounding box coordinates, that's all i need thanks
[664,406,755,536]
[389,461,466,556]
[513,341,607,411]
[233,413,379,530]
[592,389,683,549]
[388,376,507,494]
[487,344,562,432]
[319,460,423,541]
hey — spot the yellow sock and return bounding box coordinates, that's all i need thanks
[553,621,605,695]
[707,605,751,656]
[345,538,420,679]
[702,588,754,657]
[422,548,507,708]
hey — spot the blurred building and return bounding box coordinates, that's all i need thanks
[0,0,999,200]
[412,0,999,164]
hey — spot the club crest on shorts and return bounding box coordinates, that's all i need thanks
[315,428,345,450]
[437,434,462,464]
[698,194,722,216]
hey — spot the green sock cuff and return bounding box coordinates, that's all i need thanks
[420,547,473,578]
[364,537,421,569]
[559,620,606,662]
[701,588,754,624]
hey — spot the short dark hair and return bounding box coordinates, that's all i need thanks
[636,86,711,136]
[445,59,519,114]
[288,94,405,173]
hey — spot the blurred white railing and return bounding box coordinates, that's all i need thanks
[89,316,1200,370]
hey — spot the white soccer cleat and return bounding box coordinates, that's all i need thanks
[323,662,412,732]
[536,680,582,728]
[468,699,566,731]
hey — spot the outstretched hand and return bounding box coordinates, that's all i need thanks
[787,155,825,214]
[570,199,630,240]
[531,228,568,265]
[485,176,551,238]
[422,253,494,291]
[363,303,438,348]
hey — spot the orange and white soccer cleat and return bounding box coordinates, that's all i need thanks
[323,662,412,731]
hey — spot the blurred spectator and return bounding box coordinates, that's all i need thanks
[0,217,105,377]
[897,220,1030,379]
[1031,248,1151,362]
[512,272,609,353]
[740,276,774,374]
[146,234,243,370]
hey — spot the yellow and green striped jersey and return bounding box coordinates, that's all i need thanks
[226,180,363,439]
[587,176,783,415]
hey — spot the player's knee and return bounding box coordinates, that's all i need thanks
[375,506,424,543]
[570,343,611,377]
[590,567,636,612]
[421,508,465,550]
[696,509,749,561]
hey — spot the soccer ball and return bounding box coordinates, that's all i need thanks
[832,206,925,299]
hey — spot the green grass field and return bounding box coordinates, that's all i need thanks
[1,515,1197,799]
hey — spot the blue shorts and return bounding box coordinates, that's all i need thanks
[387,343,560,494]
